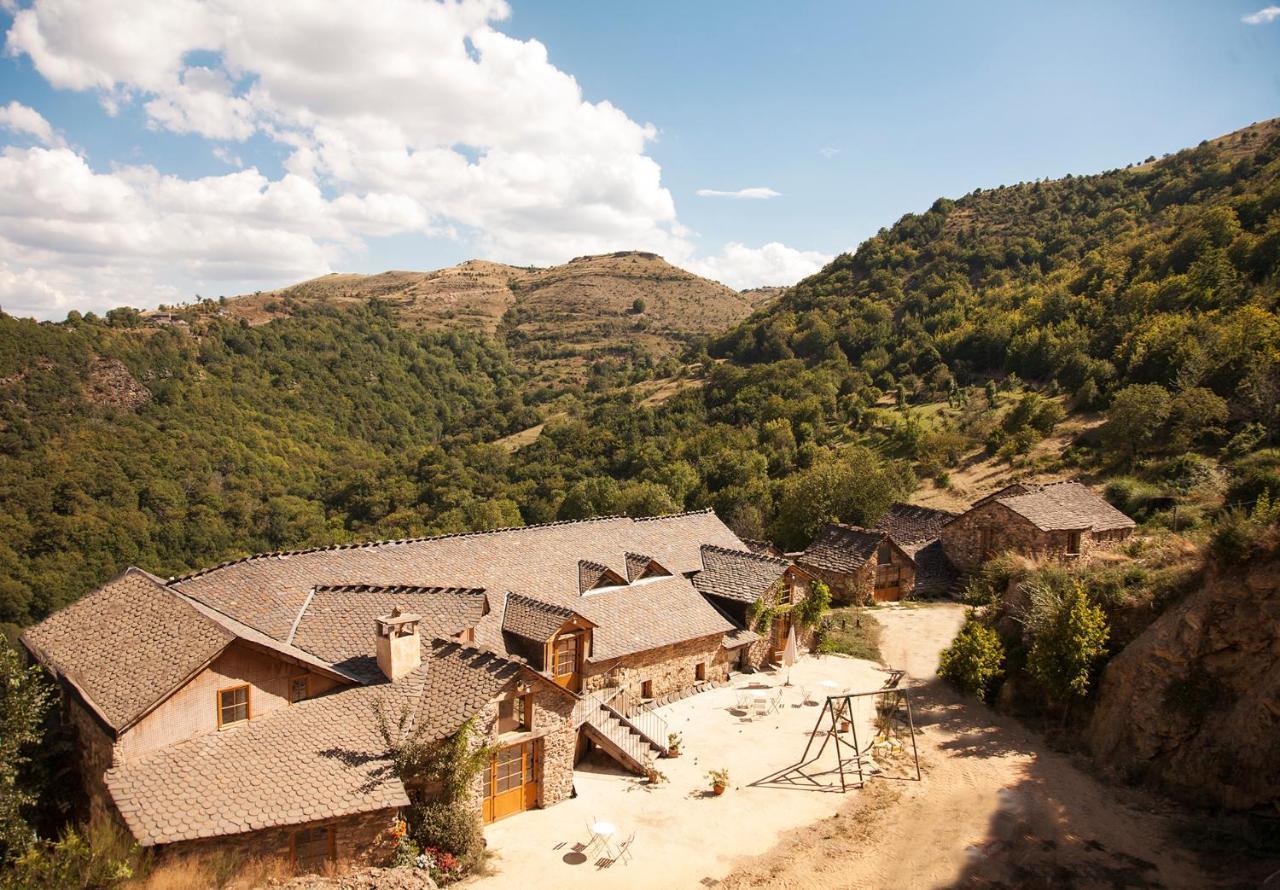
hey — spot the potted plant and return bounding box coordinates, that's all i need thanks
[643,754,667,785]
[707,768,730,796]
[667,731,683,757]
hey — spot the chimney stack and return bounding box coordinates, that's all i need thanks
[375,606,422,682]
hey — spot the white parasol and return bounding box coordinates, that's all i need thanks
[782,624,798,686]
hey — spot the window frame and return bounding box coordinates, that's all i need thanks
[290,823,336,871]
[551,633,579,678]
[217,683,251,729]
[1066,530,1083,556]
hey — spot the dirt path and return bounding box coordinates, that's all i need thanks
[720,604,1214,890]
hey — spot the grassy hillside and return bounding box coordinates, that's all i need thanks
[210,251,765,390]
[4,119,1279,631]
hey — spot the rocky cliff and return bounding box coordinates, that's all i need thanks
[1085,555,1280,809]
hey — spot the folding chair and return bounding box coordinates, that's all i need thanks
[735,690,752,710]
[768,689,784,714]
[583,817,605,855]
[610,831,636,865]
[751,696,769,718]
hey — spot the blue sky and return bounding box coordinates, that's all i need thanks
[0,0,1277,318]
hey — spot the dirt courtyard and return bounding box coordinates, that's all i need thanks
[471,604,1222,890]
[476,644,895,889]
[721,605,1217,890]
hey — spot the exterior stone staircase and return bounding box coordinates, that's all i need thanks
[575,689,668,775]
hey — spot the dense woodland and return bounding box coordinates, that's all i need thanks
[2,122,1279,635]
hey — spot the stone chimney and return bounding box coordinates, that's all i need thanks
[375,606,422,682]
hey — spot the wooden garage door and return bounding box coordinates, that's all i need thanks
[482,739,540,824]
[874,564,902,602]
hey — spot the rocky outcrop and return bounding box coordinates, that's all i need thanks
[1085,555,1280,809]
[85,357,149,410]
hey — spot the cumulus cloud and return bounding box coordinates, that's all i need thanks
[686,242,832,291]
[0,100,62,146]
[1242,6,1280,24]
[696,187,781,200]
[2,0,826,317]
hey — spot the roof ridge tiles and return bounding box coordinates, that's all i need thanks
[699,542,791,566]
[312,583,487,596]
[504,591,575,617]
[168,514,635,584]
[631,508,715,522]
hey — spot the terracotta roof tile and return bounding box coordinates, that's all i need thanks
[576,574,734,660]
[410,640,526,742]
[22,569,234,732]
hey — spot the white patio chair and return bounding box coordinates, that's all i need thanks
[584,816,605,854]
[610,831,636,865]
[735,690,752,710]
[768,689,784,713]
[751,696,769,718]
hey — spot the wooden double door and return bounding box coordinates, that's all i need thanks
[482,739,541,824]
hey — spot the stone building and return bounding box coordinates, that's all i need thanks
[796,524,917,605]
[692,544,818,669]
[21,510,790,869]
[939,481,1135,573]
[874,503,959,597]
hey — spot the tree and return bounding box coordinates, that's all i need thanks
[769,447,913,550]
[1168,386,1228,450]
[1,639,53,864]
[1101,384,1172,464]
[1025,583,1109,710]
[937,613,1005,700]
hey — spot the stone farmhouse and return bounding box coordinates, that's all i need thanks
[939,481,1135,573]
[790,482,1133,606]
[795,524,917,605]
[20,511,818,870]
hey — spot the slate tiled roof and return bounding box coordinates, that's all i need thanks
[874,503,958,545]
[171,511,745,663]
[722,627,761,649]
[796,524,886,575]
[692,544,789,605]
[993,482,1135,532]
[21,568,235,732]
[290,585,486,680]
[901,539,957,594]
[624,552,669,581]
[501,593,579,643]
[411,640,526,742]
[741,538,784,558]
[578,560,624,592]
[575,575,735,659]
[105,682,410,847]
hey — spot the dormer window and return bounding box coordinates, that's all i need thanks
[218,684,250,728]
[578,560,627,593]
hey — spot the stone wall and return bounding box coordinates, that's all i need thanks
[65,693,117,823]
[804,562,874,606]
[941,501,1131,572]
[582,634,728,705]
[161,807,400,872]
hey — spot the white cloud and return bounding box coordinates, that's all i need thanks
[0,100,62,146]
[819,146,839,159]
[685,241,832,291]
[1242,5,1280,24]
[2,0,826,317]
[695,187,781,200]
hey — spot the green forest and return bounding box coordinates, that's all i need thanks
[2,121,1279,635]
